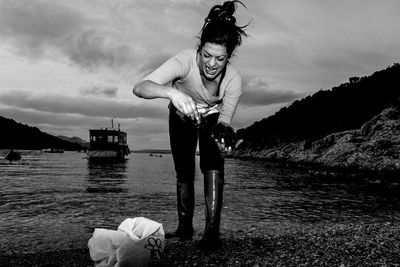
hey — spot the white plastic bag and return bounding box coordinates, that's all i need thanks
[88,217,165,267]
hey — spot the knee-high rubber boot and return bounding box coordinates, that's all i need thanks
[165,182,194,240]
[200,170,224,249]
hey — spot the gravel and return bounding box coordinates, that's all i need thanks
[2,222,400,266]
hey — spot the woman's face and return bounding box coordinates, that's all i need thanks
[198,42,228,81]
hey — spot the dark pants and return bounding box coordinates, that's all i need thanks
[169,105,224,183]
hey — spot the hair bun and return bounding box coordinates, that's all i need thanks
[205,1,245,25]
[222,1,236,15]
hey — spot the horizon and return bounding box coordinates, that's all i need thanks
[1,1,399,149]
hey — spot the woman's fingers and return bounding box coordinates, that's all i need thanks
[184,99,198,118]
[174,95,198,119]
[203,108,219,117]
[197,104,219,117]
[213,136,235,154]
[196,103,208,109]
[191,103,199,121]
[235,139,243,149]
[215,137,231,153]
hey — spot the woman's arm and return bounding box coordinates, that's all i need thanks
[133,80,172,99]
[218,73,242,125]
[133,80,199,120]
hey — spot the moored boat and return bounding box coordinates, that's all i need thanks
[43,148,64,153]
[88,121,130,161]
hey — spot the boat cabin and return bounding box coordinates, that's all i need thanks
[89,129,127,150]
[88,128,130,160]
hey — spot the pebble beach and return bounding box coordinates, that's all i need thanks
[2,222,400,266]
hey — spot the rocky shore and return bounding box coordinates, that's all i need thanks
[233,106,400,180]
[2,222,400,266]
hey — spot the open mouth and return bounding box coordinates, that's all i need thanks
[205,66,218,76]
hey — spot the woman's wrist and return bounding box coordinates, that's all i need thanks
[165,87,177,100]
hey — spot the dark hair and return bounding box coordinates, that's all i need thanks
[198,1,248,58]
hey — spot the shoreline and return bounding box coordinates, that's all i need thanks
[2,221,400,266]
[229,154,400,183]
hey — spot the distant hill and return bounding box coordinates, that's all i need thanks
[58,135,89,148]
[0,116,87,151]
[236,63,400,151]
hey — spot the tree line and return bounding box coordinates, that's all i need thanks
[1,116,86,150]
[236,63,400,151]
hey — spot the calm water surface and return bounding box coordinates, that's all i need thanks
[1,150,400,254]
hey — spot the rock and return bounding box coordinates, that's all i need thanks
[233,106,400,177]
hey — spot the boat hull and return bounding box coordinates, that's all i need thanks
[87,150,128,161]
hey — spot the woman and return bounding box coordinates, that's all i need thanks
[133,1,247,249]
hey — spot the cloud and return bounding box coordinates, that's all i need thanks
[60,29,137,71]
[241,76,304,107]
[136,53,173,78]
[0,0,209,78]
[233,102,287,129]
[0,105,106,130]
[79,84,118,98]
[0,90,168,120]
[125,119,169,137]
[0,1,86,57]
[0,0,213,76]
[0,1,138,71]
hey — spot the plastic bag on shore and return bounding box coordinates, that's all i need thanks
[88,217,165,267]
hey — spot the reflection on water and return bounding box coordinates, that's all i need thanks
[86,160,128,193]
[1,150,400,254]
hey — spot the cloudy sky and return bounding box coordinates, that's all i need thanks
[1,0,399,149]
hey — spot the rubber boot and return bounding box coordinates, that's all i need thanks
[199,170,224,250]
[165,182,194,240]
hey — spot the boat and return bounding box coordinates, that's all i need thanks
[43,148,64,153]
[5,149,21,161]
[88,120,130,161]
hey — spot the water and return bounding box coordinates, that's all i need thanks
[1,150,400,254]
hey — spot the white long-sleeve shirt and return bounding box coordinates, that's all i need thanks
[142,49,242,125]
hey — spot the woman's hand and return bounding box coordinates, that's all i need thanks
[212,122,237,153]
[167,88,199,121]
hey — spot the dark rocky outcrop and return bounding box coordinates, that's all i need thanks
[233,106,400,177]
[232,63,400,178]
